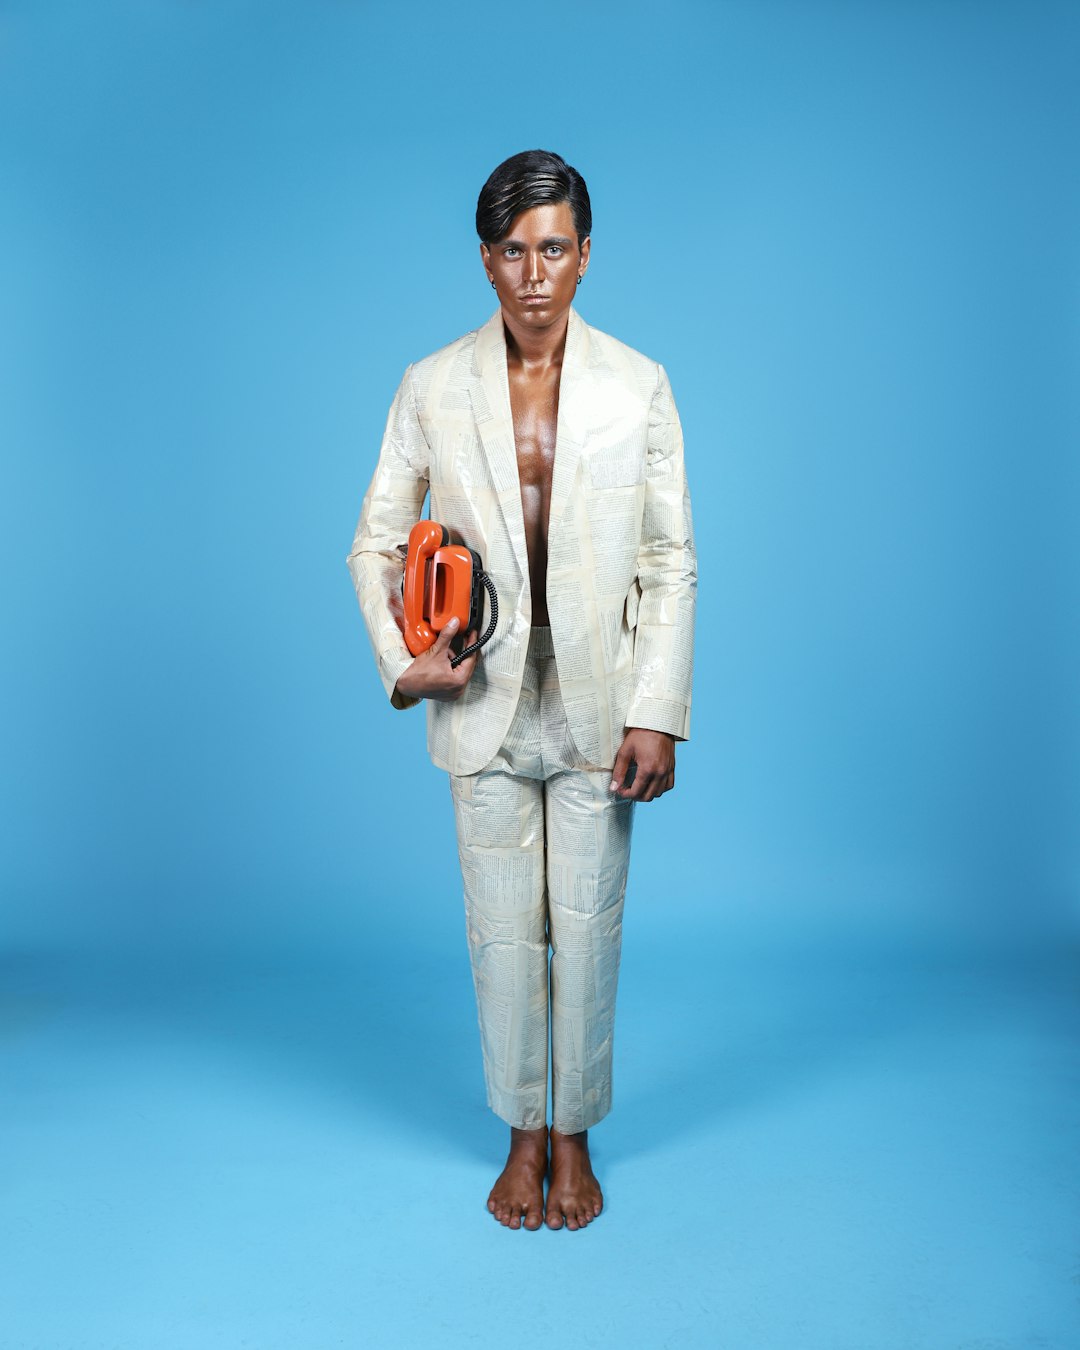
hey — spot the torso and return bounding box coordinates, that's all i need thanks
[508,360,561,626]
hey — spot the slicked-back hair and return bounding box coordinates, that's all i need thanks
[476,149,592,248]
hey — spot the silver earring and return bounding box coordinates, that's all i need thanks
[490,278,496,289]
[576,274,583,286]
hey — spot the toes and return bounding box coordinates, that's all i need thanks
[491,1192,547,1230]
[542,1195,602,1230]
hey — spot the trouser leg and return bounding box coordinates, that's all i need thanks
[545,767,635,1134]
[449,768,549,1130]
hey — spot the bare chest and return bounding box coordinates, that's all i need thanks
[508,369,560,493]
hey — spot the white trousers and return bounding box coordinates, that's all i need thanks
[449,625,636,1133]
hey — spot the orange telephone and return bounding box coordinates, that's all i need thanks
[402,520,498,668]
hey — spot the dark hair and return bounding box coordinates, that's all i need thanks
[476,149,592,248]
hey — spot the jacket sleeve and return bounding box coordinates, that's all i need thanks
[624,363,697,741]
[345,364,430,710]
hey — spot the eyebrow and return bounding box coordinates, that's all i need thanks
[499,235,574,248]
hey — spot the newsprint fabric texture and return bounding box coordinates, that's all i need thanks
[450,624,635,1133]
[346,305,697,777]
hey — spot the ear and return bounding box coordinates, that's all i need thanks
[578,235,591,274]
[479,241,492,277]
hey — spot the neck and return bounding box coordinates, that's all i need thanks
[501,309,570,371]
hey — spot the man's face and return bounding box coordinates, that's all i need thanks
[480,200,590,332]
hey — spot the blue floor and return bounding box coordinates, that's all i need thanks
[4,916,1078,1349]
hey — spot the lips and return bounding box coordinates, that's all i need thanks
[520,294,549,301]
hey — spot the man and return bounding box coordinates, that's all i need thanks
[346,149,696,1231]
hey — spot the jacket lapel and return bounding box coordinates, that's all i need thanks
[469,309,528,572]
[545,305,591,548]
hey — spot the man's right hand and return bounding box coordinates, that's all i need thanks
[393,617,480,703]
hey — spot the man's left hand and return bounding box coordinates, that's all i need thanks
[609,728,676,803]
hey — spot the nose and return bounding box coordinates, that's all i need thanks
[524,248,545,286]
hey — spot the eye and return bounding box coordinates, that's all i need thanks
[503,247,521,258]
[546,245,564,256]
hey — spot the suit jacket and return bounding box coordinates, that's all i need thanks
[346,305,696,778]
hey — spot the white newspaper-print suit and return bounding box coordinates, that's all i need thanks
[347,304,696,1131]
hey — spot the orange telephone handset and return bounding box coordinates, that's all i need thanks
[402,520,448,656]
[402,519,498,668]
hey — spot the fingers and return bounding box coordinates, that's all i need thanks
[450,629,480,678]
[431,616,460,654]
[619,762,676,803]
[402,618,479,701]
[609,742,632,796]
[647,769,677,801]
[642,774,671,802]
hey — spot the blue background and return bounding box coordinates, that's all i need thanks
[3,2,1078,1347]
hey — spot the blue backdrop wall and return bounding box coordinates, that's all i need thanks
[2,0,1077,952]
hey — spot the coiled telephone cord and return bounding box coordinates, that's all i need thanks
[449,572,499,668]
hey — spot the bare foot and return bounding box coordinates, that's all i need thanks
[487,1125,547,1230]
[545,1128,603,1230]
